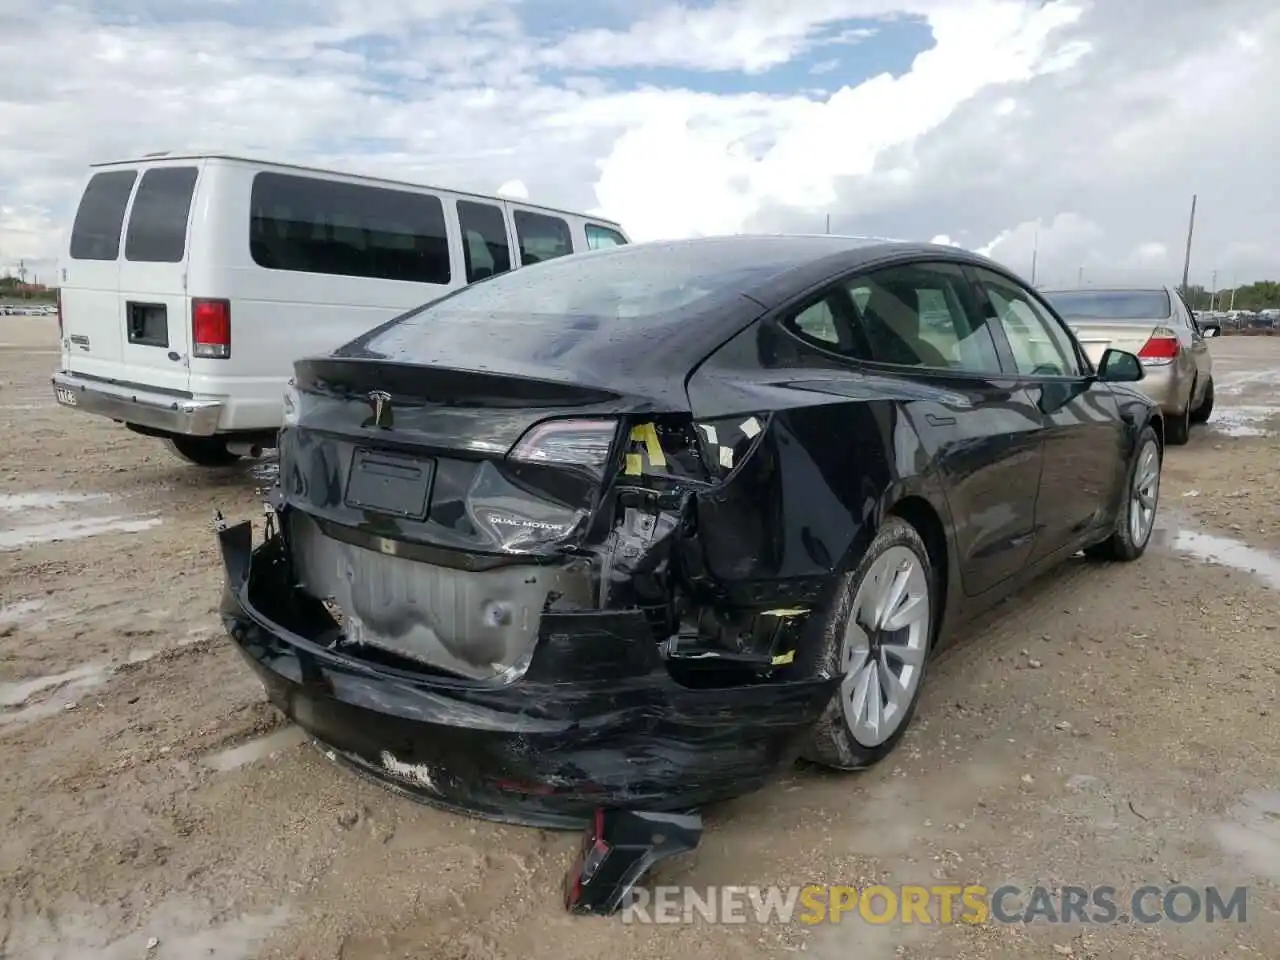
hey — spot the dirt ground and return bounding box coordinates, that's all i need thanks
[1,318,1278,960]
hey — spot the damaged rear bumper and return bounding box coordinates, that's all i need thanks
[216,519,838,829]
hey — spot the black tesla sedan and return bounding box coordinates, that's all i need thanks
[216,235,1163,827]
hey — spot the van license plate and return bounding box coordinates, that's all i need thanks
[54,387,78,406]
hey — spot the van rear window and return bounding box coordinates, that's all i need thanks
[69,170,137,261]
[124,167,199,263]
[249,172,451,285]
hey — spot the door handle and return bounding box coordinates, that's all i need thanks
[926,413,956,426]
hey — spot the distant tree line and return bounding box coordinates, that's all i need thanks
[1184,280,1280,311]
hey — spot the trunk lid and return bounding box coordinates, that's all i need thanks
[280,357,707,681]
[1068,319,1164,367]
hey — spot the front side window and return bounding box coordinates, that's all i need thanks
[456,200,511,284]
[585,224,627,250]
[847,262,1003,374]
[69,170,138,261]
[249,172,451,284]
[124,166,199,263]
[513,210,573,265]
[974,268,1084,377]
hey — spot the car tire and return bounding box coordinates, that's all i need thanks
[1190,377,1214,424]
[1165,392,1192,445]
[1084,424,1161,562]
[164,436,243,467]
[802,517,937,771]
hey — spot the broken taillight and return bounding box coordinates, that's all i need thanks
[693,412,771,480]
[1137,327,1180,366]
[508,417,618,477]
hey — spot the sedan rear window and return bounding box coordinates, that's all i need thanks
[1045,289,1172,320]
[350,243,779,361]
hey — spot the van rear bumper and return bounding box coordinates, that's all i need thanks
[51,370,224,436]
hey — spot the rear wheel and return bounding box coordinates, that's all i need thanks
[1190,377,1214,424]
[803,518,936,770]
[1085,424,1160,562]
[164,436,242,467]
[1165,391,1191,445]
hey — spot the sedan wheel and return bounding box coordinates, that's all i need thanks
[803,517,936,770]
[1085,423,1161,562]
[839,545,930,747]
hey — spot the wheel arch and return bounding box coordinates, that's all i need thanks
[881,491,953,647]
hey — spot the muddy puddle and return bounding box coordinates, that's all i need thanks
[1212,791,1280,882]
[1160,525,1280,590]
[1207,404,1280,438]
[204,726,310,772]
[0,632,213,728]
[0,490,161,551]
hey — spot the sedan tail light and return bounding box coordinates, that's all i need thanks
[508,418,619,478]
[1137,326,1180,366]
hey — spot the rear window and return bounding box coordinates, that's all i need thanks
[345,242,775,362]
[69,170,137,261]
[585,224,627,250]
[513,210,573,265]
[1045,289,1172,320]
[249,172,451,284]
[124,166,198,263]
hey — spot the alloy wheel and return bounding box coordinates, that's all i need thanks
[1128,440,1160,546]
[839,545,930,747]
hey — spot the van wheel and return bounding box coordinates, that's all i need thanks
[164,437,242,467]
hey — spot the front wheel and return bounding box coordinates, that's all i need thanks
[1085,424,1161,562]
[802,517,936,771]
[164,436,242,467]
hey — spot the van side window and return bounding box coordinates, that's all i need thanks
[585,224,627,250]
[124,167,199,263]
[69,170,138,261]
[456,201,512,283]
[249,172,451,284]
[513,210,573,265]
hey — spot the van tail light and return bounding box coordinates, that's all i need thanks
[1137,326,1180,366]
[508,418,618,478]
[192,298,231,359]
[55,289,63,339]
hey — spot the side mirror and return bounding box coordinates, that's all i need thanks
[1097,348,1144,383]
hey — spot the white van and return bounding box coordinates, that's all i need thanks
[50,152,630,466]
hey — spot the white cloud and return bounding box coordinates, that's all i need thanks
[1,0,1278,289]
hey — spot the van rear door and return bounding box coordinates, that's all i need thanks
[116,162,202,394]
[61,168,137,377]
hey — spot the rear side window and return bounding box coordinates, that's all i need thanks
[69,170,137,261]
[124,167,198,263]
[456,200,511,283]
[513,210,573,265]
[585,224,627,250]
[249,172,451,284]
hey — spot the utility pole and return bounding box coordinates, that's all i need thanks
[1077,265,1084,287]
[1179,194,1196,296]
[1210,269,1217,310]
[825,214,830,235]
[1228,276,1237,311]
[1030,230,1039,286]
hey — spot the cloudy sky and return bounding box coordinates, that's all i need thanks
[1,0,1277,289]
